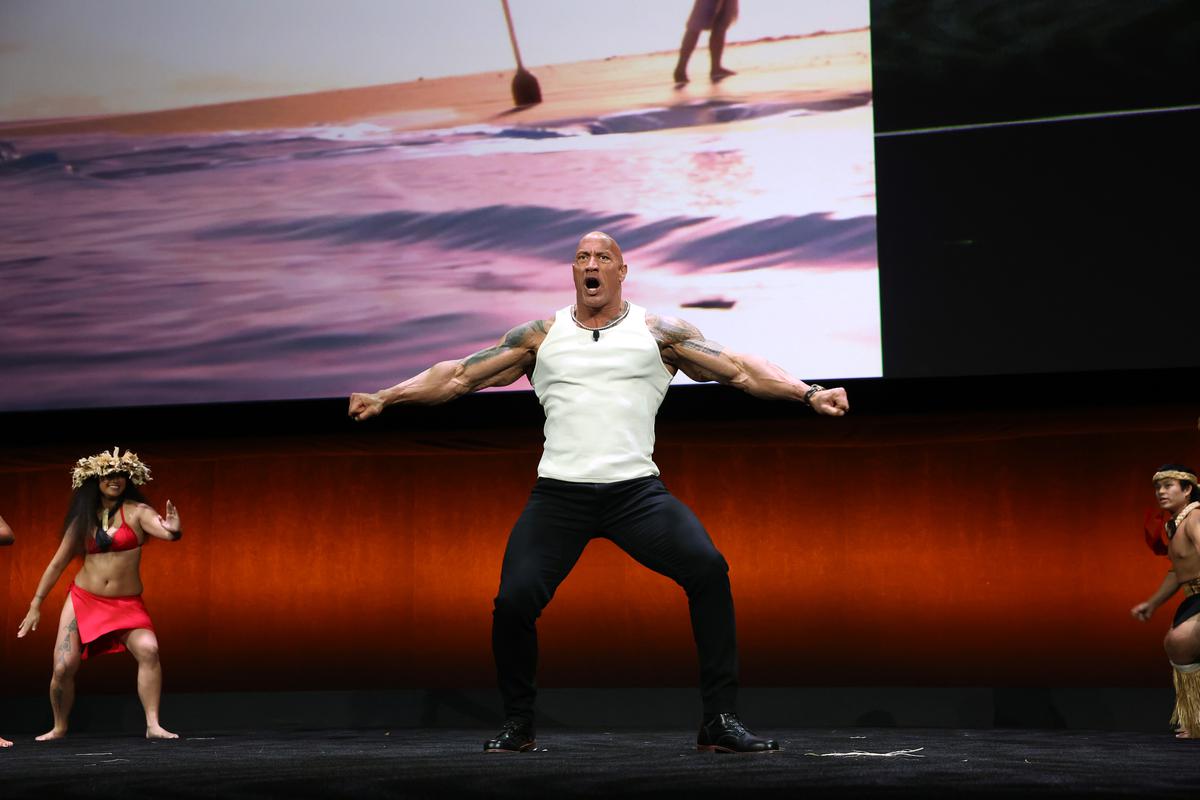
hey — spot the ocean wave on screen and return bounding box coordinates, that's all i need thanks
[662,213,878,270]
[386,95,873,157]
[196,205,707,261]
[573,94,870,135]
[0,310,510,411]
[195,204,874,271]
[0,133,383,181]
[0,92,871,182]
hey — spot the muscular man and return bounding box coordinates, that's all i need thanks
[349,231,848,753]
[1131,464,1200,737]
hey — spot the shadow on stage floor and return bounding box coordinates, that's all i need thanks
[3,727,1199,799]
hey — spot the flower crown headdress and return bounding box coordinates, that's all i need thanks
[71,446,153,489]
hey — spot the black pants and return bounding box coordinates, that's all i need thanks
[492,476,738,723]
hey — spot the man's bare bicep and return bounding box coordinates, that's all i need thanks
[648,313,733,381]
[457,319,550,387]
[463,320,547,365]
[678,338,726,359]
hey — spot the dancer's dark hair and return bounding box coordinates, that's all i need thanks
[62,475,150,551]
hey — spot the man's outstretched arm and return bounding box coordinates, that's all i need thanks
[649,314,848,415]
[349,319,550,421]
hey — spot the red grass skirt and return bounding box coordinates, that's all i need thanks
[69,583,154,659]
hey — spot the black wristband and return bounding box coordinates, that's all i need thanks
[803,384,825,405]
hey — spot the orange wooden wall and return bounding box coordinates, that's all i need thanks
[1,404,1195,694]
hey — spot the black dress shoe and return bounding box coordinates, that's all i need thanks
[484,719,536,753]
[697,713,780,753]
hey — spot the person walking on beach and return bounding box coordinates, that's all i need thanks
[674,0,739,83]
[349,230,848,753]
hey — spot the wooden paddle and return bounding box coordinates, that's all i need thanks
[500,0,541,106]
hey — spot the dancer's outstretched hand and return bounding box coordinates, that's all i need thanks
[17,607,39,637]
[159,500,181,534]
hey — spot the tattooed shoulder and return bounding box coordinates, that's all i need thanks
[511,318,552,349]
[648,313,702,346]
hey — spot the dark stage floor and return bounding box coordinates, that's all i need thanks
[3,727,1198,798]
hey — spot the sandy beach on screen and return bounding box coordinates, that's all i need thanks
[0,30,870,137]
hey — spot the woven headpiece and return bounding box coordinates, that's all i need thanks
[1154,470,1198,487]
[71,446,152,489]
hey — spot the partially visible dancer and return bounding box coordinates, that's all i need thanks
[674,0,739,84]
[1131,464,1200,738]
[17,448,182,741]
[1,512,13,747]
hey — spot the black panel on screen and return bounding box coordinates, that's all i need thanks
[871,0,1200,133]
[871,0,1200,378]
[877,110,1198,378]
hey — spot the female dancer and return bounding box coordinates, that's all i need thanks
[17,448,182,740]
[1,512,13,747]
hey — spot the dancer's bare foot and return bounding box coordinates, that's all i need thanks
[1,736,13,747]
[146,724,178,740]
[35,728,67,741]
[710,67,736,81]
[673,68,689,85]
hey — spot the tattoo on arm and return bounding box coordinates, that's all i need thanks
[653,316,724,353]
[648,314,731,382]
[461,345,506,369]
[460,320,546,368]
[652,315,700,346]
[680,338,725,358]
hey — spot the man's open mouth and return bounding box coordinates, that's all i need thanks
[584,277,601,290]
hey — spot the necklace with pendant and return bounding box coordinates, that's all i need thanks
[571,301,630,341]
[95,504,119,551]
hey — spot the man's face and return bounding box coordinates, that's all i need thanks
[1155,478,1190,512]
[572,235,627,309]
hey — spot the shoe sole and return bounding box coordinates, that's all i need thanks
[484,742,537,753]
[697,745,781,754]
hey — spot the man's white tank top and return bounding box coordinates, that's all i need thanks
[532,303,673,482]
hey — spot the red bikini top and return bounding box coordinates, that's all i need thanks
[87,504,140,555]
